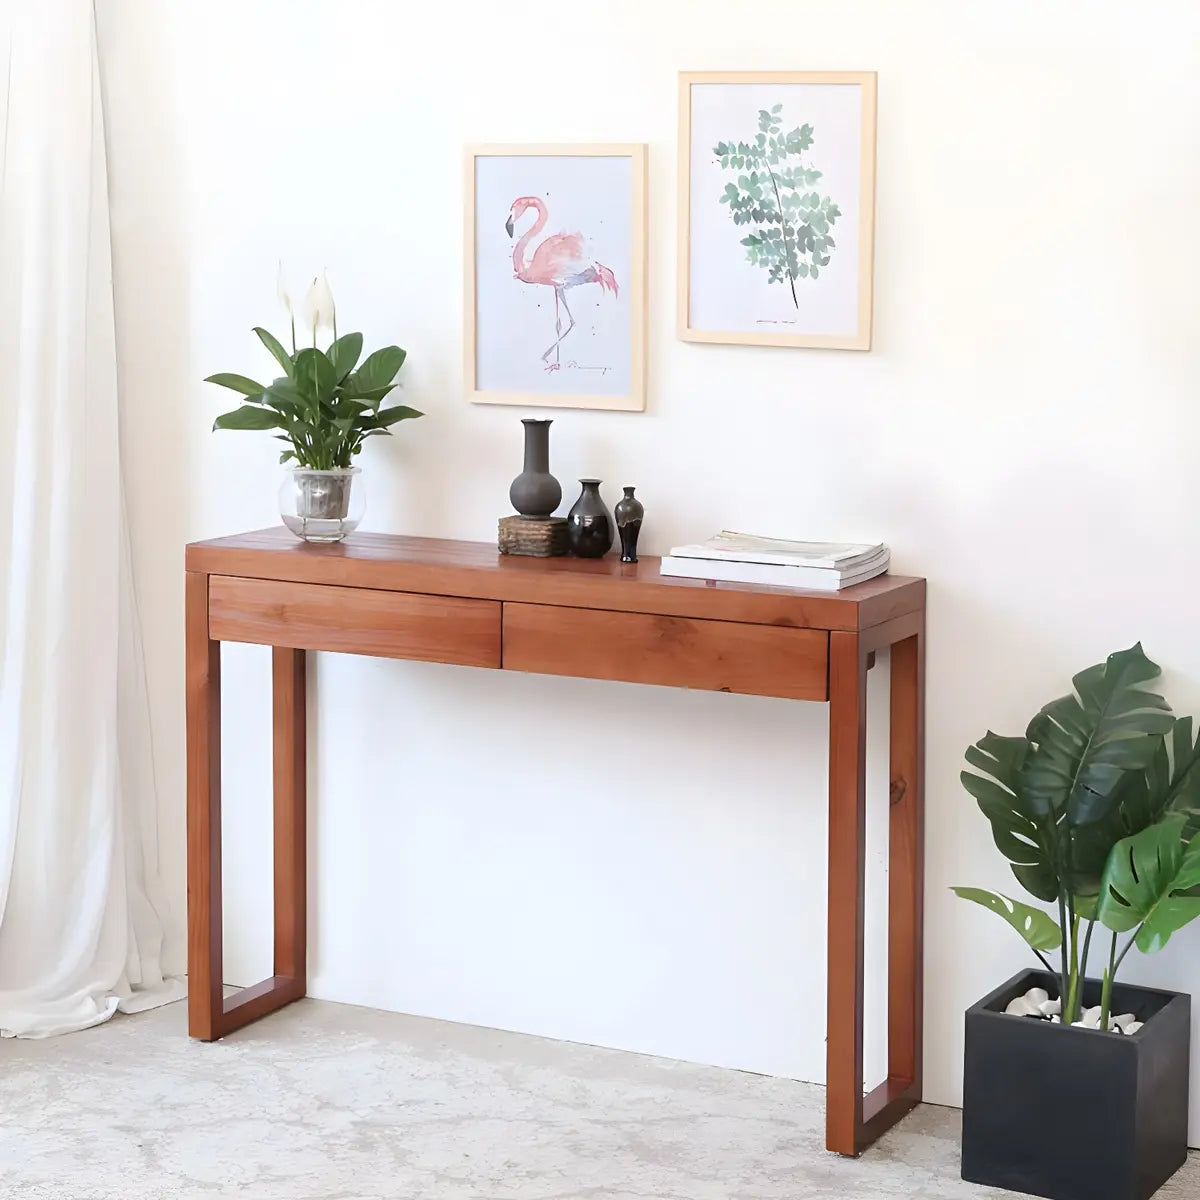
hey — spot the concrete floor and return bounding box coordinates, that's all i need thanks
[2,998,1197,1199]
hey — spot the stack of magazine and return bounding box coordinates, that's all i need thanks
[659,532,889,592]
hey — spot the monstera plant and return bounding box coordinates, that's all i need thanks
[954,643,1200,1031]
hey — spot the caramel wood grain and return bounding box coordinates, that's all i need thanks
[187,528,923,632]
[888,627,925,1094]
[859,1076,921,1147]
[183,528,926,1155]
[860,608,924,655]
[273,648,307,989]
[825,630,868,1155]
[186,571,223,1041]
[221,974,306,1034]
[209,576,502,668]
[503,603,828,700]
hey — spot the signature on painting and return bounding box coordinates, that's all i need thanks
[505,196,618,374]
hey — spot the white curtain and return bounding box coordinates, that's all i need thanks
[0,1,183,1037]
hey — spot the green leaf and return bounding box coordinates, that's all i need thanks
[265,379,312,418]
[253,328,294,379]
[962,732,1061,903]
[366,404,423,429]
[348,346,407,394]
[344,384,396,411]
[213,405,283,431]
[951,887,1063,952]
[1021,643,1174,827]
[1097,821,1200,951]
[327,332,363,382]
[204,372,267,396]
[293,347,338,404]
[1162,716,1200,836]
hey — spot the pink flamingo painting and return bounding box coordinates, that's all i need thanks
[505,196,618,372]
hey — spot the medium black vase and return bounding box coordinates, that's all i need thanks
[566,479,613,558]
[614,486,644,563]
[509,419,561,517]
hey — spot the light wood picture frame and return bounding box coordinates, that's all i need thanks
[677,71,877,350]
[465,143,647,411]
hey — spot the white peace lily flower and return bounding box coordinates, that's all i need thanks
[276,261,293,317]
[301,273,337,345]
[277,261,296,351]
[315,272,336,342]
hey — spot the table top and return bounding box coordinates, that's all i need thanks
[187,528,924,632]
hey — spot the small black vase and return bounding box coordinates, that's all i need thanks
[614,487,644,563]
[509,419,561,517]
[566,479,613,558]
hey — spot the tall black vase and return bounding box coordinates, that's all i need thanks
[509,419,561,517]
[566,479,613,558]
[614,486,644,563]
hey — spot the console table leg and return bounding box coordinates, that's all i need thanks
[826,630,867,1155]
[186,571,223,1040]
[187,574,309,1040]
[272,648,307,992]
[827,618,926,1154]
[887,628,924,1101]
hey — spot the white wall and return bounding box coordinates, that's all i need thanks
[97,0,1200,1142]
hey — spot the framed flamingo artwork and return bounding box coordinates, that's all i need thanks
[465,143,647,411]
[678,71,877,350]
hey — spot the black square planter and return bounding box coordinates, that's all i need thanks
[962,968,1190,1200]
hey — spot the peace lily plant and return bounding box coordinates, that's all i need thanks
[205,271,422,541]
[955,643,1200,1033]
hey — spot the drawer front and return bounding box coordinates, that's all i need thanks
[209,576,501,668]
[503,603,828,701]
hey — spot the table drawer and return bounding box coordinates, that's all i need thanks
[502,603,828,701]
[209,576,501,668]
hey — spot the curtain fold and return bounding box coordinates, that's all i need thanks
[0,0,183,1038]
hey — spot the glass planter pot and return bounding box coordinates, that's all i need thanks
[279,467,364,543]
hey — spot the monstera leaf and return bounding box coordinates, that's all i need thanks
[1100,716,1200,837]
[962,732,1057,902]
[1021,644,1174,828]
[1096,819,1200,952]
[951,887,1063,952]
[1163,717,1200,837]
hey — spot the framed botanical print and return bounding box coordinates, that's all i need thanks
[677,71,877,350]
[465,143,647,411]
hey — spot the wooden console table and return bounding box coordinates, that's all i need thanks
[185,528,925,1156]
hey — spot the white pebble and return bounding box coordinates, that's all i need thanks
[1006,996,1043,1017]
[1111,1013,1137,1031]
[1039,998,1062,1017]
[1082,1006,1103,1024]
[1125,1021,1143,1035]
[1024,987,1050,1007]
